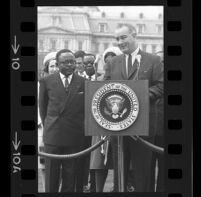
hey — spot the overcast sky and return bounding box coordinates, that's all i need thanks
[98,6,163,19]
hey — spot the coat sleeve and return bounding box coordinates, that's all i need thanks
[39,78,48,126]
[149,57,164,101]
[103,60,111,80]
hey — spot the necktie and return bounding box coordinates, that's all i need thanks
[127,54,132,76]
[64,77,69,92]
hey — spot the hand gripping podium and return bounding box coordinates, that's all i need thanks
[85,80,149,192]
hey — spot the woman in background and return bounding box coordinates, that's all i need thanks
[90,47,122,192]
[42,51,59,77]
[38,51,59,192]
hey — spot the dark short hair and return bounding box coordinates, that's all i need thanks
[104,52,116,62]
[84,53,96,59]
[74,50,86,59]
[116,23,137,35]
[56,49,74,62]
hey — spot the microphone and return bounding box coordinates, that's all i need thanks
[93,54,101,80]
[94,54,101,69]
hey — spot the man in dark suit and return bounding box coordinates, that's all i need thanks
[104,24,164,192]
[39,49,86,192]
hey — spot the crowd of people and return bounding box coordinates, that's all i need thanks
[38,23,164,193]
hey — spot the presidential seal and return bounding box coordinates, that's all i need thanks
[91,83,139,131]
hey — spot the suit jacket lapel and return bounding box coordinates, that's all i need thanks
[128,49,144,80]
[118,55,127,79]
[128,60,138,79]
[137,49,145,74]
[56,72,66,92]
[60,74,81,114]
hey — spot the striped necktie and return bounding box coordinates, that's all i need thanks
[64,77,69,92]
[127,54,132,76]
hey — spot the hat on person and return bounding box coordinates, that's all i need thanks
[43,52,57,73]
[102,46,122,64]
[43,52,57,66]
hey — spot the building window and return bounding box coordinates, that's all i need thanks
[142,43,147,52]
[158,13,162,19]
[161,44,163,51]
[99,23,107,33]
[139,13,144,19]
[95,43,100,53]
[137,24,146,34]
[39,39,44,51]
[104,43,109,50]
[52,16,57,25]
[50,39,56,51]
[102,12,106,18]
[78,41,83,50]
[120,12,125,18]
[52,16,62,26]
[152,44,157,54]
[156,24,163,33]
[64,40,69,49]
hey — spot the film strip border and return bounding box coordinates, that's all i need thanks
[10,0,193,197]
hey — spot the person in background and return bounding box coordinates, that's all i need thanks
[150,51,164,192]
[155,51,163,63]
[74,50,87,78]
[83,53,97,80]
[38,51,59,191]
[42,51,59,77]
[39,49,86,192]
[75,53,97,193]
[89,47,122,192]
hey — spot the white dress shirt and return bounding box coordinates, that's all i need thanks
[59,72,73,87]
[125,47,140,76]
[86,74,96,81]
[78,71,87,78]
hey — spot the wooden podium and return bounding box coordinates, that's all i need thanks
[85,80,149,192]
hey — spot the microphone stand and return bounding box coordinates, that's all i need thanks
[94,62,98,81]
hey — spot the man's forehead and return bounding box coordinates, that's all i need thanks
[59,52,74,59]
[115,26,129,36]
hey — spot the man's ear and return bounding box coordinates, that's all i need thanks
[131,32,137,38]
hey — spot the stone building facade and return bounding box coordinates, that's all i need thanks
[38,6,163,77]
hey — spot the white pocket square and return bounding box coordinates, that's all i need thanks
[78,92,84,94]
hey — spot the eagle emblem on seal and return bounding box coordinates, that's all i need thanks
[104,94,127,119]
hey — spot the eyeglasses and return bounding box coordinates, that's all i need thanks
[59,60,75,65]
[115,33,135,42]
[83,61,94,65]
[76,62,83,65]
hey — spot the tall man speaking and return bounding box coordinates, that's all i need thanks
[104,24,164,192]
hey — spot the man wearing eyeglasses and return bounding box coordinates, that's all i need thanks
[39,49,86,192]
[74,50,88,78]
[104,24,164,192]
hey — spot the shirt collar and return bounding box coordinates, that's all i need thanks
[126,47,140,58]
[59,72,73,83]
[78,71,87,77]
[86,74,96,81]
